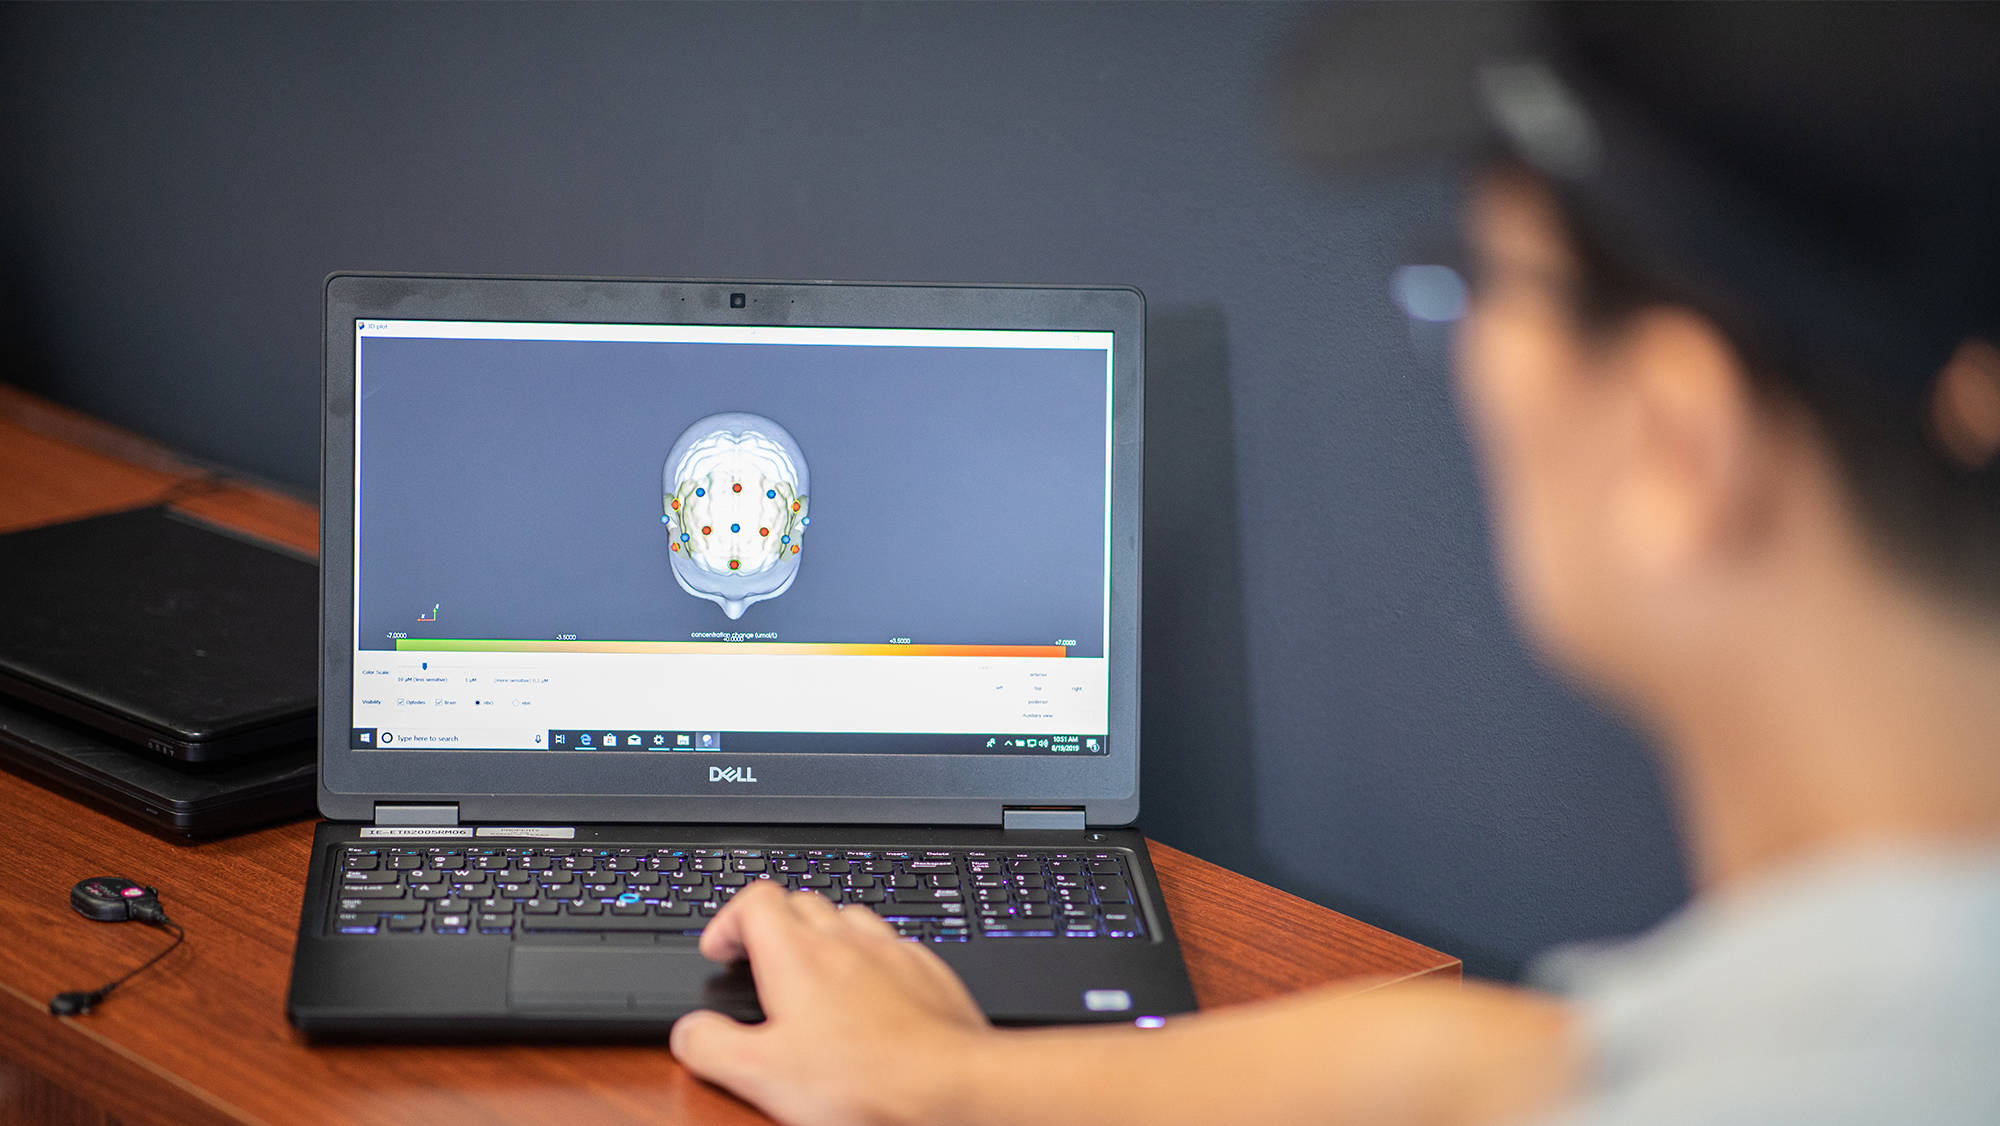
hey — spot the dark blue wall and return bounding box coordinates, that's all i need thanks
[0,1,1688,979]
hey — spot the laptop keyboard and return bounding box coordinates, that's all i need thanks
[330,845,1148,943]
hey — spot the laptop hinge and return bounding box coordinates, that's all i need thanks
[371,802,459,827]
[1002,806,1087,831]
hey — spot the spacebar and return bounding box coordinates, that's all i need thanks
[518,916,702,934]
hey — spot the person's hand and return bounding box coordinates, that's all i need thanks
[670,881,992,1126]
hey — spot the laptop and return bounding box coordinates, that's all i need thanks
[286,273,1196,1037]
[0,692,315,839]
[0,506,319,763]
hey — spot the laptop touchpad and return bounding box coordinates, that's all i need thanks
[508,943,762,1018]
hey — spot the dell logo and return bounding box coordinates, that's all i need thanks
[709,765,758,783]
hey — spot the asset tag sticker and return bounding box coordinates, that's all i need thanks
[474,826,578,839]
[358,827,477,838]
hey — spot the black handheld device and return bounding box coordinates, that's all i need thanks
[50,877,186,1016]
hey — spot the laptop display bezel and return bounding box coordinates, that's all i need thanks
[319,273,1142,826]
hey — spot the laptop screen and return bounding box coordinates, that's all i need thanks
[348,318,1114,762]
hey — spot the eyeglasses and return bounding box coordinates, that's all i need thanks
[1393,225,1581,321]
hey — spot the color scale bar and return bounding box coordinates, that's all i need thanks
[394,639,1068,657]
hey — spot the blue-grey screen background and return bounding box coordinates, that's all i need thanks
[354,335,1110,657]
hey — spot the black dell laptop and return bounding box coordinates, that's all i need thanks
[286,273,1195,1037]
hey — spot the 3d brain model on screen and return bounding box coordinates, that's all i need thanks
[661,412,811,619]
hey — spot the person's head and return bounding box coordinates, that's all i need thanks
[1280,3,2000,720]
[1454,162,2000,717]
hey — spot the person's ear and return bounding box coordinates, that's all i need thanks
[1930,337,2000,471]
[1604,308,1766,584]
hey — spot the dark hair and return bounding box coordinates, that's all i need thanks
[1543,175,2000,609]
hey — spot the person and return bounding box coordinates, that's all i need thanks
[669,6,2000,1123]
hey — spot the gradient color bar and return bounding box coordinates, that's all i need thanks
[394,639,1068,657]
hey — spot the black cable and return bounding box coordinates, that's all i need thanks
[48,918,184,1016]
[95,919,183,997]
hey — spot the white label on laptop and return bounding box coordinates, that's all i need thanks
[358,827,476,838]
[474,826,577,839]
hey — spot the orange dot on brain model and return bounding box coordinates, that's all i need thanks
[732,483,742,493]
[729,559,740,570]
[791,544,799,554]
[759,527,769,537]
[792,501,800,512]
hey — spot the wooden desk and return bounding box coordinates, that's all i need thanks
[0,386,1458,1125]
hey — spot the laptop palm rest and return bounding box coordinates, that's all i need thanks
[507,944,763,1018]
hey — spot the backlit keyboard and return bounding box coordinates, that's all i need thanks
[330,845,1147,943]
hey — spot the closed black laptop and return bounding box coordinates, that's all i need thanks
[0,507,318,763]
[286,274,1195,1037]
[0,693,315,839]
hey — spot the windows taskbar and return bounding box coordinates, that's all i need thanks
[349,729,1109,755]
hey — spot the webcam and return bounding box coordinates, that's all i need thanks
[729,292,746,309]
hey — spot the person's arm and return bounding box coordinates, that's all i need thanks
[670,883,1580,1126]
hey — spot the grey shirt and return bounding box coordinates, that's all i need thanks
[1530,845,2000,1126]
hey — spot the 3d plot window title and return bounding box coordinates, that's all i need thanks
[347,319,1118,758]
